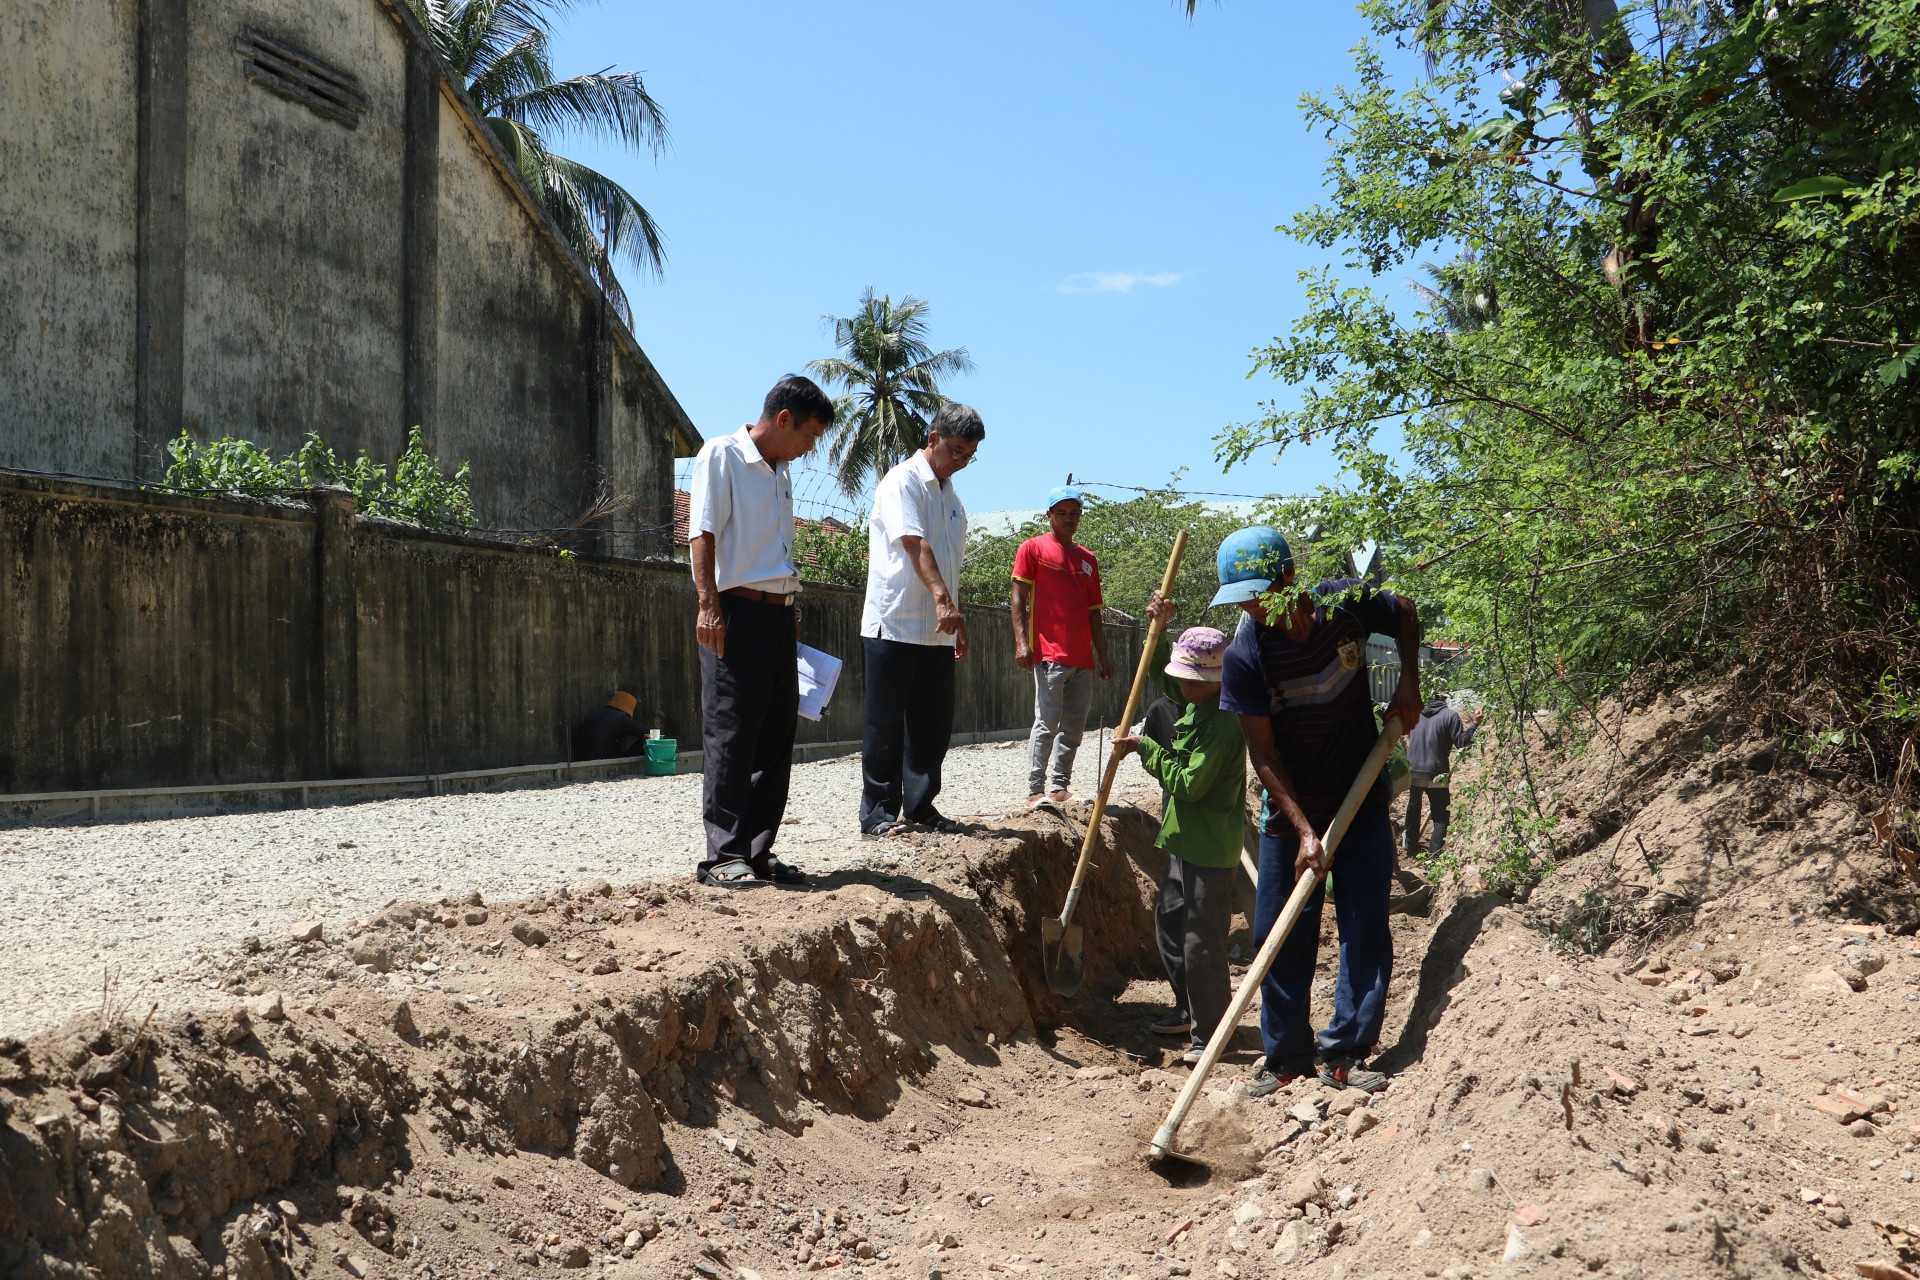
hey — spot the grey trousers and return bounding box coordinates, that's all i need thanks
[1027,661,1096,793]
[1156,854,1235,1051]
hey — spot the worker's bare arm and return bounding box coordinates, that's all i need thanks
[1010,579,1035,671]
[1088,608,1112,680]
[899,534,962,635]
[1239,712,1325,878]
[691,533,724,658]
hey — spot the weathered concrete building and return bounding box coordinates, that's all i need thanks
[2,0,698,553]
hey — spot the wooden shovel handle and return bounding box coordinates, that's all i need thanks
[1055,530,1188,932]
[1149,713,1407,1159]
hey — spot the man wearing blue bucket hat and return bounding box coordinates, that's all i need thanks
[1207,526,1423,1096]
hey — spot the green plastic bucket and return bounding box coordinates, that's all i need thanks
[641,736,679,775]
[643,737,678,776]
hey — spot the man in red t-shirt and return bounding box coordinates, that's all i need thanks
[1010,486,1113,806]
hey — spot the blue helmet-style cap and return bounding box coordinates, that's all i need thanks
[1046,485,1083,510]
[1208,526,1293,607]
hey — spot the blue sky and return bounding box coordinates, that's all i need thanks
[546,2,1427,518]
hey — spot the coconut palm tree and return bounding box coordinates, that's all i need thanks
[409,0,667,314]
[807,289,975,496]
[1409,251,1499,333]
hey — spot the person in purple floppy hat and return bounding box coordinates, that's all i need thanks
[1113,623,1247,1064]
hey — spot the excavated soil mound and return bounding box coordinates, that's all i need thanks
[1,803,1236,1280]
[10,684,1919,1280]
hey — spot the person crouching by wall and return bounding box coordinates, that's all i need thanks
[687,374,834,890]
[1111,621,1245,1066]
[575,691,643,760]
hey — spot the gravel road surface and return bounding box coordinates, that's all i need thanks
[0,736,1153,1038]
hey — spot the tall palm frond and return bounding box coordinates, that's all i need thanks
[1408,252,1499,333]
[408,0,668,301]
[807,289,974,497]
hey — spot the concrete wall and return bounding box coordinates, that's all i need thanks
[0,476,1146,793]
[0,0,695,552]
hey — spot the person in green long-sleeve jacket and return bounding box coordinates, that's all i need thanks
[1112,620,1246,1065]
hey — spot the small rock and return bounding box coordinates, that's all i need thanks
[463,908,488,926]
[591,957,619,975]
[1703,952,1741,982]
[1847,1119,1878,1138]
[560,1243,591,1268]
[563,950,586,963]
[1074,1065,1119,1081]
[586,878,612,897]
[276,1200,300,1223]
[954,1087,989,1108]
[1233,1200,1263,1225]
[1804,966,1854,995]
[289,921,324,943]
[342,1256,369,1278]
[350,942,392,973]
[1511,1205,1549,1228]
[1542,972,1564,990]
[511,921,549,947]
[493,1174,514,1190]
[1289,1099,1324,1126]
[220,1008,252,1045]
[247,992,286,1022]
[391,1001,417,1037]
[1283,1171,1326,1209]
[1347,1109,1378,1138]
[1502,1224,1530,1263]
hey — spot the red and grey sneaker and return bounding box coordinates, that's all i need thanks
[1245,1064,1306,1099]
[1319,1057,1389,1093]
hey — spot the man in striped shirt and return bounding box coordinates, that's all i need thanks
[1214,526,1423,1096]
[856,404,985,837]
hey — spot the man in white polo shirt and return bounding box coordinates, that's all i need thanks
[856,404,985,837]
[688,374,835,888]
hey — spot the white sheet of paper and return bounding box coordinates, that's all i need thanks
[795,643,843,722]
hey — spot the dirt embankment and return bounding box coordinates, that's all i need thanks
[0,806,1178,1280]
[9,684,1920,1280]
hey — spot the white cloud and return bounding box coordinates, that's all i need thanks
[1057,270,1184,294]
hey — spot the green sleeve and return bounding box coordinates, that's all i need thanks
[1136,712,1241,802]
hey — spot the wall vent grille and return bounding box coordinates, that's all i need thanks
[236,28,367,127]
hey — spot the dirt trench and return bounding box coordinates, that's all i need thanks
[0,803,1232,1280]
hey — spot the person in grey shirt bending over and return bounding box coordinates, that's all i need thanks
[1402,695,1483,858]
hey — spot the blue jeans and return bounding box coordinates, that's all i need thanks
[1253,804,1395,1073]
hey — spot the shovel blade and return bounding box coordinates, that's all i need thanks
[1042,918,1084,996]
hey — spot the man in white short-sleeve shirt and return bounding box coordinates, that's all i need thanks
[856,404,984,836]
[687,374,834,889]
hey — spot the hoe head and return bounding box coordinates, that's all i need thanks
[1041,917,1084,996]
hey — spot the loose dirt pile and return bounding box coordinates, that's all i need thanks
[7,683,1920,1280]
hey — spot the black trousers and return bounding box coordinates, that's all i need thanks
[1403,782,1452,855]
[1156,855,1235,1051]
[699,595,798,871]
[859,636,956,830]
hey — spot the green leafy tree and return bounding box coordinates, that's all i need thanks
[807,289,974,497]
[1214,0,1920,882]
[161,428,476,531]
[793,518,869,589]
[409,0,668,313]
